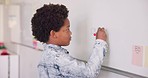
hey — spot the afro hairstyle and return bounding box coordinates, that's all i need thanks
[31,3,69,43]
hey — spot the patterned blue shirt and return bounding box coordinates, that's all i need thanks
[38,39,108,78]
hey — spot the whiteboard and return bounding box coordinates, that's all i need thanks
[19,0,148,77]
[87,0,148,77]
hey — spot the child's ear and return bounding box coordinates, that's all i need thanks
[50,30,57,38]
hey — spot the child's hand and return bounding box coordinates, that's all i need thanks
[96,27,107,41]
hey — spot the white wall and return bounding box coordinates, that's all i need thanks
[8,5,21,43]
[0,5,4,42]
[2,5,19,53]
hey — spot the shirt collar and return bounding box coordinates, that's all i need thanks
[43,44,69,54]
[44,44,61,50]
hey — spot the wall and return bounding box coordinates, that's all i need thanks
[0,4,4,42]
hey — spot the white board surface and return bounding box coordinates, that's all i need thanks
[17,0,148,77]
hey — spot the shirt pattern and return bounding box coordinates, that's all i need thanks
[38,39,108,78]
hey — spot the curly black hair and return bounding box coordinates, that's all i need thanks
[31,3,69,43]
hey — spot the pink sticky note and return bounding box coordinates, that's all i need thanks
[132,45,143,66]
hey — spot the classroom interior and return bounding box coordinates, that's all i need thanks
[0,0,148,78]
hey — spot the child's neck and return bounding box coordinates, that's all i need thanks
[47,40,59,46]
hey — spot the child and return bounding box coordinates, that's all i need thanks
[31,3,108,78]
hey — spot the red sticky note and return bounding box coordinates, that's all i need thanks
[132,45,143,66]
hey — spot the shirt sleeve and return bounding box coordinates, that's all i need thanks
[60,39,108,78]
[86,39,108,77]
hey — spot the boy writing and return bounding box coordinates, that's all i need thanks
[31,3,108,78]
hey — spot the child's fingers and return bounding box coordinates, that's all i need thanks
[98,27,101,31]
[97,27,105,34]
[99,27,105,31]
[101,27,105,30]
